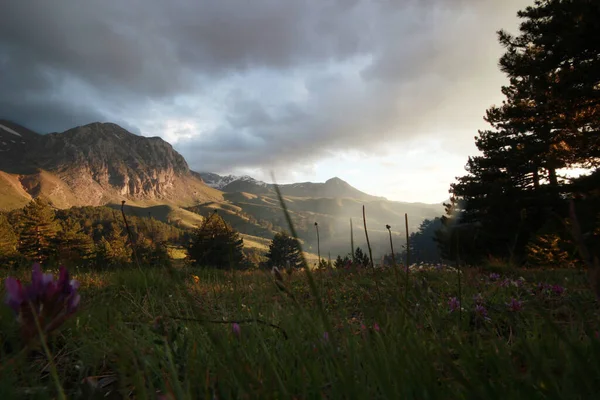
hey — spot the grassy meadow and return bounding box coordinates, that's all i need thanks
[1,260,599,399]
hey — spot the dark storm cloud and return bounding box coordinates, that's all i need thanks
[1,0,531,169]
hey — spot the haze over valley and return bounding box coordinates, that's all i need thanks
[0,120,443,260]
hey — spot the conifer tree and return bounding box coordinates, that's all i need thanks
[354,247,370,267]
[0,213,17,258]
[445,0,600,264]
[187,212,245,269]
[16,198,59,263]
[105,224,132,265]
[55,218,94,264]
[334,254,351,269]
[265,231,303,269]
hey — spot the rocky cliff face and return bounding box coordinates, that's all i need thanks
[37,123,190,199]
[0,121,221,209]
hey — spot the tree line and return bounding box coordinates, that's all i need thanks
[0,198,184,268]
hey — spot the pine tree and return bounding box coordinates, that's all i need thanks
[398,218,443,264]
[16,198,59,264]
[0,213,17,258]
[187,212,245,269]
[265,231,303,269]
[498,0,600,169]
[106,224,132,266]
[94,237,113,268]
[445,0,600,264]
[527,233,571,267]
[55,218,94,264]
[354,247,370,267]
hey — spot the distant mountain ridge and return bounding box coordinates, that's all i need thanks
[197,172,386,202]
[200,173,269,191]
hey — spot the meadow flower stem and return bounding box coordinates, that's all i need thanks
[315,222,321,262]
[387,224,401,291]
[404,213,410,301]
[29,301,67,400]
[350,218,355,263]
[363,205,381,301]
[363,206,375,270]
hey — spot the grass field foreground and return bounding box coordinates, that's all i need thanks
[1,262,600,399]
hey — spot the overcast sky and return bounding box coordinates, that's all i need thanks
[0,0,532,203]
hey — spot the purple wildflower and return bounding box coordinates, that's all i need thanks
[4,277,25,313]
[551,284,565,295]
[474,304,488,318]
[231,322,241,338]
[538,282,551,293]
[506,298,523,312]
[373,323,380,332]
[489,273,500,281]
[473,293,484,305]
[4,264,80,342]
[448,297,460,312]
[499,278,511,288]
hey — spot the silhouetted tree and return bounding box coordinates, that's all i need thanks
[334,254,351,269]
[354,247,370,267]
[445,0,600,264]
[187,212,245,269]
[265,231,303,269]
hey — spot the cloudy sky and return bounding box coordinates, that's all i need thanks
[0,0,532,203]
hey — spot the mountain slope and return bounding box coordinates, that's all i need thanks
[193,173,443,259]
[0,120,444,260]
[0,121,222,210]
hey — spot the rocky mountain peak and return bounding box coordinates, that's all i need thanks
[325,177,349,186]
[0,120,218,204]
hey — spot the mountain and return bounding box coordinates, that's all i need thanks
[194,172,443,259]
[0,119,444,260]
[0,120,222,209]
[197,173,385,201]
[200,173,270,193]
